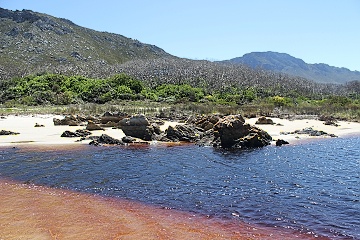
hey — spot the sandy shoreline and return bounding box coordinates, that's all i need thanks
[0,114,180,147]
[0,179,326,240]
[1,114,360,147]
[247,117,360,144]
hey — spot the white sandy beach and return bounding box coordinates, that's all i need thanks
[0,114,180,147]
[247,117,360,144]
[1,114,360,147]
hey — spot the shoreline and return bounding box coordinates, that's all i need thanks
[1,114,360,148]
[0,178,327,239]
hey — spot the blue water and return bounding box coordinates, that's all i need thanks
[0,137,359,239]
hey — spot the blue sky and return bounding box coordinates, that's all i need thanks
[2,0,360,71]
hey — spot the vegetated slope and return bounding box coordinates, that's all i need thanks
[0,8,357,98]
[0,8,172,80]
[221,51,360,84]
[117,58,346,97]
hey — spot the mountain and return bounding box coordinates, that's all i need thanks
[0,8,172,80]
[221,51,360,84]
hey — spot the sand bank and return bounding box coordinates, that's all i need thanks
[0,180,325,240]
[246,117,360,144]
[0,114,179,147]
[1,114,360,147]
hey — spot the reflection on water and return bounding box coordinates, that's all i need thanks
[0,137,359,239]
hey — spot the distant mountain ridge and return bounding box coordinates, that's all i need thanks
[221,52,360,84]
[0,8,172,80]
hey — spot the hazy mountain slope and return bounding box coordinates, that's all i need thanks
[0,8,172,80]
[222,52,360,84]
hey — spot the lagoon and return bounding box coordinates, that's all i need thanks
[0,136,359,239]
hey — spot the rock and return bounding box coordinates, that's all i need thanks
[34,123,45,127]
[276,139,289,146]
[61,130,78,138]
[323,120,339,127]
[100,111,128,124]
[166,124,201,142]
[53,115,80,126]
[213,115,272,148]
[319,115,339,127]
[119,115,160,141]
[0,130,19,135]
[122,136,135,143]
[294,127,337,137]
[89,134,124,146]
[213,115,247,147]
[61,129,92,138]
[255,116,274,125]
[86,121,105,131]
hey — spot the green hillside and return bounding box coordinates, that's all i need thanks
[0,8,172,80]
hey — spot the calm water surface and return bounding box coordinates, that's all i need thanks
[0,137,359,239]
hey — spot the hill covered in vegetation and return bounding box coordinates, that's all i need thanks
[0,7,172,80]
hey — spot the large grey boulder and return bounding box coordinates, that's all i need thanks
[213,115,272,148]
[119,115,160,141]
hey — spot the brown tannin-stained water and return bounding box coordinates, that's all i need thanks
[1,137,359,239]
[0,180,322,240]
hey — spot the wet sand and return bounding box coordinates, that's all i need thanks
[0,179,327,240]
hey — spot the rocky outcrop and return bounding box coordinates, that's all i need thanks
[213,115,272,148]
[281,127,337,138]
[86,121,105,131]
[0,130,19,135]
[89,134,124,146]
[119,115,161,141]
[53,115,81,126]
[190,114,222,131]
[122,136,135,143]
[276,139,289,146]
[255,116,274,125]
[318,115,339,126]
[165,124,201,142]
[61,129,92,138]
[100,111,129,124]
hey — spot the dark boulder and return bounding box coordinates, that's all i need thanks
[276,139,289,146]
[119,115,160,141]
[89,134,124,146]
[53,115,80,126]
[255,116,274,125]
[61,129,92,138]
[122,136,135,143]
[0,130,19,135]
[86,121,105,131]
[100,111,129,124]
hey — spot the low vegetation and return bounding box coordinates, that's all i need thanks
[1,73,359,120]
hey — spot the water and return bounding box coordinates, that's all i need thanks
[0,137,359,239]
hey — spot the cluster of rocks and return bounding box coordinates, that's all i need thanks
[56,112,274,149]
[281,127,337,138]
[61,129,92,138]
[0,130,19,135]
[318,115,340,127]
